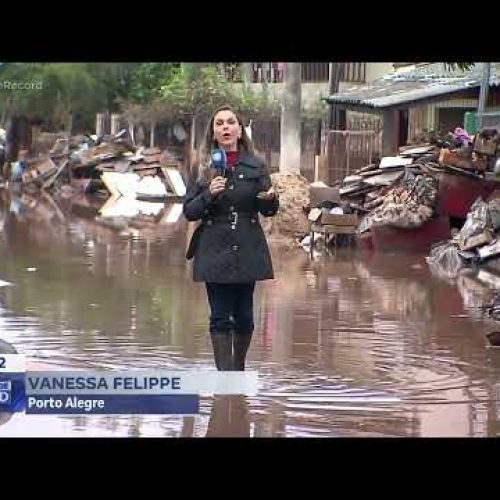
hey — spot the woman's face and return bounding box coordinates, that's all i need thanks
[213,110,241,151]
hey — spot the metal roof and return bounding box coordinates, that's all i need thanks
[323,63,500,110]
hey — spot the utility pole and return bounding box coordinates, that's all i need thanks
[279,63,301,174]
[327,63,340,130]
[477,62,491,131]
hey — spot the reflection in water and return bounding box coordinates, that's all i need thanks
[1,192,500,436]
[206,396,250,437]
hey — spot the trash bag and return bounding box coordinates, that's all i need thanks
[452,127,472,147]
[426,240,467,279]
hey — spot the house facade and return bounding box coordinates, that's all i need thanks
[324,63,500,155]
[223,63,395,110]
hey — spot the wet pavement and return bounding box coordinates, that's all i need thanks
[1,191,500,437]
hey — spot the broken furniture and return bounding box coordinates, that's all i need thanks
[308,209,359,251]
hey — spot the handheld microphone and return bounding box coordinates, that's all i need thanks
[211,148,227,178]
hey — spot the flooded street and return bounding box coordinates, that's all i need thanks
[1,192,500,437]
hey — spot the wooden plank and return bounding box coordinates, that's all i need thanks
[143,155,161,164]
[161,167,186,196]
[311,224,357,234]
[343,175,363,184]
[319,212,359,226]
[142,147,161,155]
[340,184,378,196]
[379,156,413,168]
[399,145,435,156]
[363,170,404,186]
[95,166,116,173]
[356,163,378,174]
[42,159,69,190]
[133,164,160,172]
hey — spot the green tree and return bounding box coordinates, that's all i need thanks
[158,64,279,165]
[0,63,128,132]
[0,62,279,150]
[125,63,179,104]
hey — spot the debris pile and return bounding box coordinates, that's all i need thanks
[326,126,500,252]
[4,130,186,201]
[427,197,500,278]
[341,127,499,218]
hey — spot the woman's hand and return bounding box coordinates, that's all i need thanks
[256,187,277,200]
[209,176,227,196]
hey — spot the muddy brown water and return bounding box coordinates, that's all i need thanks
[1,192,500,437]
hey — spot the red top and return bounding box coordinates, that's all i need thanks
[226,150,240,169]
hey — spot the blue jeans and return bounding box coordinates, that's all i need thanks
[205,282,255,334]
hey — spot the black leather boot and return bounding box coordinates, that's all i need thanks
[233,333,252,371]
[210,332,234,371]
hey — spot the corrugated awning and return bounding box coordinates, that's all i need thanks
[323,63,500,110]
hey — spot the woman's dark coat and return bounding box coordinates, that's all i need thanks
[183,152,279,283]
